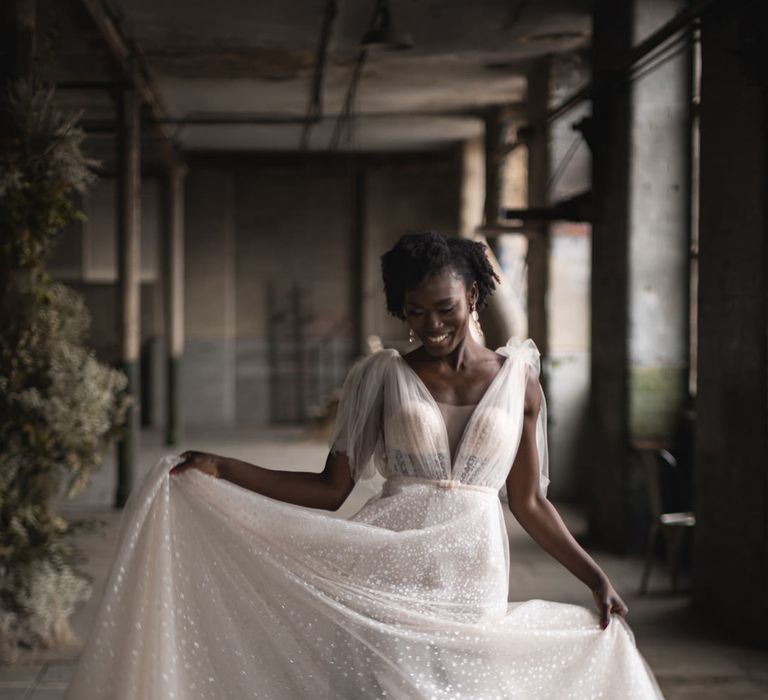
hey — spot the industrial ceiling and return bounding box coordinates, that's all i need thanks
[41,0,591,153]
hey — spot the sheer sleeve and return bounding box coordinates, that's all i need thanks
[499,337,550,498]
[524,342,551,498]
[330,349,394,483]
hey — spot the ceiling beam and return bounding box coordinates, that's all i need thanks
[503,191,592,224]
[76,0,179,164]
[79,106,507,134]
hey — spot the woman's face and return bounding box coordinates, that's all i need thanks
[403,267,478,356]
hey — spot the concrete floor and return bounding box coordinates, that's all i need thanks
[2,428,767,699]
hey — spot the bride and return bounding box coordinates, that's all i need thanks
[65,231,664,699]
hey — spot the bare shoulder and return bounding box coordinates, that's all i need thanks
[485,347,506,371]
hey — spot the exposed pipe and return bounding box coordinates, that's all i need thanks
[300,0,337,150]
[328,48,367,150]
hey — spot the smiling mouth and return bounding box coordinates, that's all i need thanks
[424,332,451,344]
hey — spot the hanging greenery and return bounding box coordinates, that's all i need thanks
[0,81,130,661]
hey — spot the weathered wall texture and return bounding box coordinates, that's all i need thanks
[46,151,462,430]
[183,167,238,426]
[628,0,690,442]
[183,152,461,428]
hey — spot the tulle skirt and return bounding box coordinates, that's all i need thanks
[65,456,664,699]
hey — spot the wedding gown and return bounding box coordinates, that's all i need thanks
[65,337,664,699]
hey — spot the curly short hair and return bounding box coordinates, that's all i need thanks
[380,231,500,320]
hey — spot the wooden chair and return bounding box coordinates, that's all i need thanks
[632,440,696,594]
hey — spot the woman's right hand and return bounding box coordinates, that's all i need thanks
[170,450,220,478]
[590,576,629,630]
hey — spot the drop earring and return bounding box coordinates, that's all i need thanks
[471,306,484,339]
[409,328,416,344]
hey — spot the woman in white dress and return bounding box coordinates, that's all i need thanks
[65,231,664,699]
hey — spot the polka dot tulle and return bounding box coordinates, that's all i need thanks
[65,338,663,699]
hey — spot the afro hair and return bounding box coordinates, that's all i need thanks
[380,231,500,320]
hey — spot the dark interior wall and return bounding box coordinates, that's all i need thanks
[233,162,356,426]
[183,151,462,428]
[182,166,238,426]
[695,2,768,644]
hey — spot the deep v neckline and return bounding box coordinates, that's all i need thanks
[396,351,510,473]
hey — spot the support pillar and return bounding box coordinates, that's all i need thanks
[115,87,142,507]
[164,161,185,446]
[351,168,365,358]
[589,0,633,550]
[483,107,505,229]
[526,58,551,360]
[459,119,517,349]
[695,0,768,644]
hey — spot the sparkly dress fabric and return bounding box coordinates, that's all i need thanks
[65,337,664,699]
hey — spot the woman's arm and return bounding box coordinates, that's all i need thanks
[171,449,356,511]
[505,372,628,628]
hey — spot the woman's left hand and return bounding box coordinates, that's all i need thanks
[591,577,629,629]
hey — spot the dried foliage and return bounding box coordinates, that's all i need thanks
[0,81,97,269]
[0,81,129,661]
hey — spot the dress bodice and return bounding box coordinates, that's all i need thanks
[435,401,476,461]
[331,336,550,496]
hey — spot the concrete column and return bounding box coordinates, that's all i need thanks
[459,138,485,240]
[164,161,186,446]
[526,57,551,361]
[351,168,365,358]
[483,107,505,228]
[588,0,633,550]
[695,0,768,644]
[480,109,507,341]
[628,0,690,444]
[115,88,142,507]
[460,135,516,348]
